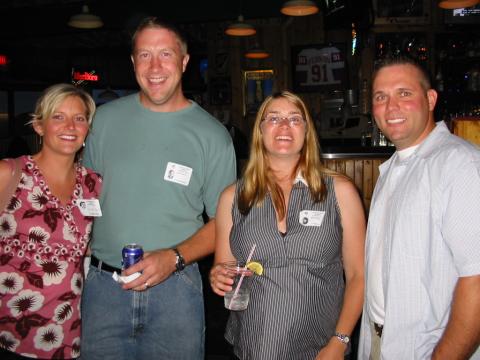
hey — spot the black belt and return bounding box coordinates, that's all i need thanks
[374,322,383,338]
[90,255,122,273]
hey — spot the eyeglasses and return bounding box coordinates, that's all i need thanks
[262,115,305,127]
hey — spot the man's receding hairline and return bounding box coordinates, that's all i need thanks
[373,63,430,91]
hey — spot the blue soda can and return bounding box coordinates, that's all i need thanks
[122,244,143,270]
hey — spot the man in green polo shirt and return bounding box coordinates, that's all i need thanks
[81,17,236,360]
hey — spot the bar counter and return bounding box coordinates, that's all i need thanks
[321,146,395,159]
[320,146,395,211]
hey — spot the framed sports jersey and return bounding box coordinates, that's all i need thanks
[292,44,346,93]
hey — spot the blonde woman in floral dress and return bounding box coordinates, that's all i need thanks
[0,84,102,360]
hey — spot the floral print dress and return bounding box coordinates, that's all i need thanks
[0,155,102,359]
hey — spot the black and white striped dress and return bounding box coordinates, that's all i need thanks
[225,176,345,360]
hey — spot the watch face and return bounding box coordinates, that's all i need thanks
[174,250,185,271]
[336,333,350,344]
[178,259,185,270]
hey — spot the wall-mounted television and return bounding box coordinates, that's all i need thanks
[322,0,372,29]
[373,0,430,25]
[444,5,480,25]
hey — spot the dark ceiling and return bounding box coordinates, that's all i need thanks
[0,0,286,49]
[1,0,374,88]
[0,0,295,87]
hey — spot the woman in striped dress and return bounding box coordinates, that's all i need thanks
[210,91,365,360]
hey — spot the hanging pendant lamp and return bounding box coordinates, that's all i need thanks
[225,15,256,36]
[438,0,479,9]
[68,5,103,29]
[281,0,319,16]
[245,47,270,59]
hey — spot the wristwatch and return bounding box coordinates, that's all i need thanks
[173,248,185,272]
[334,332,350,345]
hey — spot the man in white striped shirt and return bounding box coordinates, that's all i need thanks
[359,55,480,360]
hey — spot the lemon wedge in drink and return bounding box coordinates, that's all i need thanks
[246,261,264,275]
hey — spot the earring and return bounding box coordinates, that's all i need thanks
[82,142,86,147]
[39,136,42,145]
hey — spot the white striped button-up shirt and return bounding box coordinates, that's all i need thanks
[359,121,480,359]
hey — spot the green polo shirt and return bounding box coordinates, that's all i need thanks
[83,94,236,267]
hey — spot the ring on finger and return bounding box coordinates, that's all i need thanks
[144,281,149,289]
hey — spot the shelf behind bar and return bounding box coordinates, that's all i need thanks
[321,146,395,159]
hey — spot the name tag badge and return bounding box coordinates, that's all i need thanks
[164,162,193,186]
[299,210,325,227]
[77,199,102,217]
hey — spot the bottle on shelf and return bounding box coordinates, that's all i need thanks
[359,79,370,115]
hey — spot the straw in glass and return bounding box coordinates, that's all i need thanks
[228,243,256,310]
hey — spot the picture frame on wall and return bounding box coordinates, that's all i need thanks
[242,69,274,116]
[291,44,346,93]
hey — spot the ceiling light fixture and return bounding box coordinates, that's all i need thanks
[438,0,479,8]
[245,48,270,59]
[245,42,270,59]
[68,5,104,29]
[225,15,256,36]
[281,0,319,16]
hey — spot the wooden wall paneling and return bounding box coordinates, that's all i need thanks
[453,119,480,146]
[345,159,355,180]
[324,159,336,171]
[336,159,346,175]
[322,157,389,212]
[354,160,364,196]
[362,160,373,211]
[372,159,382,185]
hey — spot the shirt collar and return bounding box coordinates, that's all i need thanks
[294,172,308,186]
[415,121,450,158]
[379,121,448,174]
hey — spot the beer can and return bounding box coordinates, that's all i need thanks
[122,244,143,270]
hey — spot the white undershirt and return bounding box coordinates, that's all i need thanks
[368,144,419,325]
[397,145,419,161]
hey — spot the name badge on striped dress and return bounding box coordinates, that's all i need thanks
[299,210,325,226]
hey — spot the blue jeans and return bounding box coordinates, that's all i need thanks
[80,263,205,360]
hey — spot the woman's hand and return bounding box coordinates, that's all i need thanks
[315,337,346,360]
[209,263,234,296]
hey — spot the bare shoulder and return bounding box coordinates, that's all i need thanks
[220,183,237,202]
[0,159,15,192]
[332,175,358,197]
[332,175,364,212]
[331,175,366,244]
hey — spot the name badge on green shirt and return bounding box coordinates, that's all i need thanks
[164,162,193,186]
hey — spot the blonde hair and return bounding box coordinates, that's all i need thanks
[238,91,335,219]
[30,83,96,126]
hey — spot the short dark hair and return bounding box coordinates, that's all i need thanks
[373,55,431,91]
[131,17,188,55]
